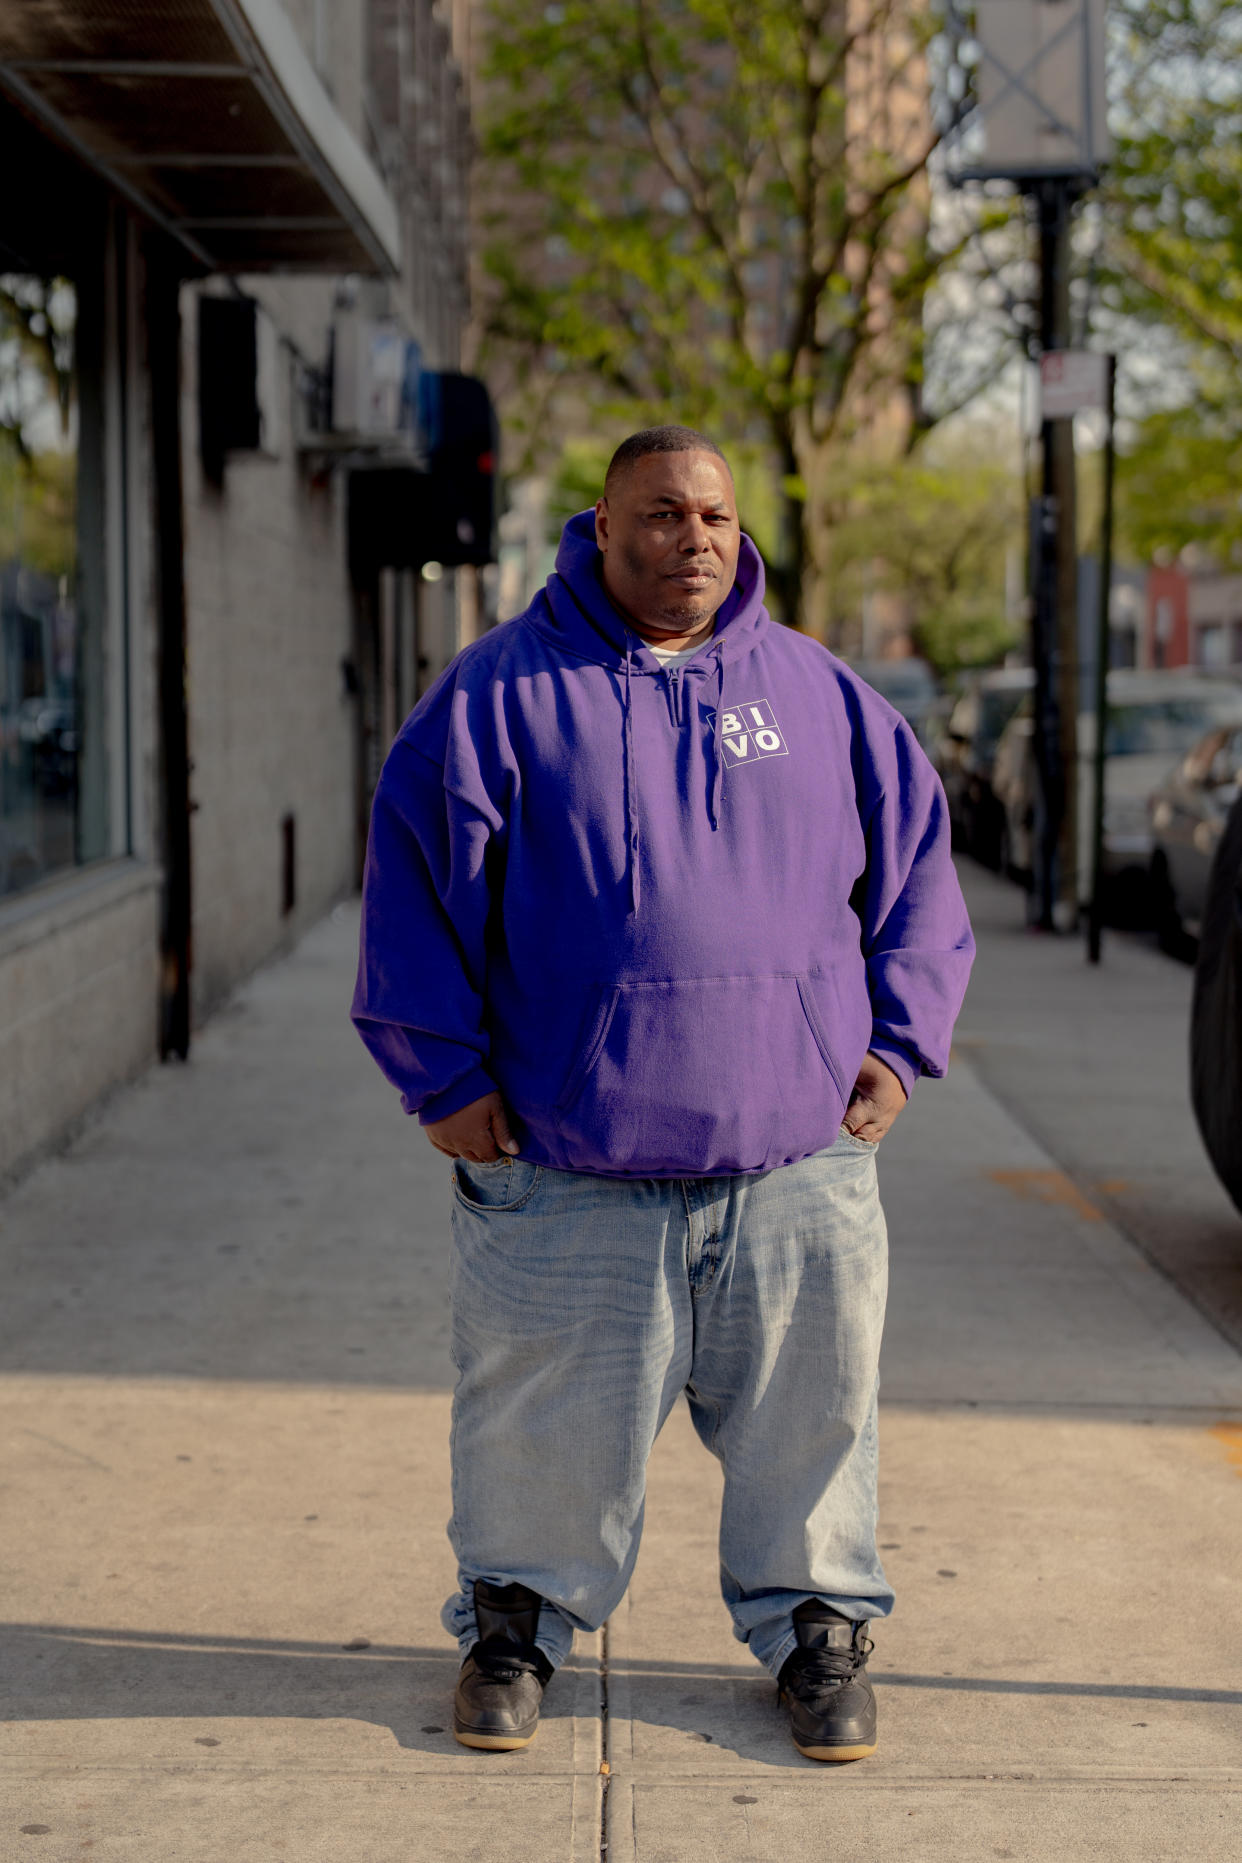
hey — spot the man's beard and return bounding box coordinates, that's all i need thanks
[620,542,719,630]
[650,593,716,629]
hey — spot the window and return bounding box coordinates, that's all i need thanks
[977,685,1028,753]
[1208,730,1242,791]
[1196,623,1227,669]
[0,273,82,897]
[1105,699,1235,759]
[0,168,125,904]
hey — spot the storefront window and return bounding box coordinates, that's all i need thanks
[0,274,80,898]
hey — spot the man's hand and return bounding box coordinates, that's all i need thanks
[843,1052,908,1144]
[424,1090,520,1162]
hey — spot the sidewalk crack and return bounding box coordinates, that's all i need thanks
[599,1618,611,1862]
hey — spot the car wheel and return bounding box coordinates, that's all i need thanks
[1150,852,1195,961]
[1190,793,1242,1216]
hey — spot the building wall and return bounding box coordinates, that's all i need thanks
[281,0,368,134]
[178,0,476,1021]
[180,277,358,1022]
[1146,565,1189,669]
[0,865,160,1177]
[1187,571,1242,669]
[1,0,475,1175]
[176,0,475,1023]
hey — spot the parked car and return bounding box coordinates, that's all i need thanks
[1148,719,1242,953]
[846,657,939,745]
[992,671,1242,910]
[932,666,1033,867]
[1190,783,1242,1215]
[16,697,77,798]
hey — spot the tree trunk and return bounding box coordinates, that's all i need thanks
[760,429,807,630]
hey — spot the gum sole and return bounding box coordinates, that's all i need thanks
[794,1740,877,1762]
[453,1726,538,1751]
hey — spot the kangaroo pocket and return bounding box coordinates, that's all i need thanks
[552,972,852,1175]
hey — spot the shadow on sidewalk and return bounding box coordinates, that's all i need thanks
[6,1621,1239,1775]
[609,1652,1242,1705]
[605,1653,1242,1770]
[0,1622,599,1756]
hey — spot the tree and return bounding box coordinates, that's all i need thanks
[0,277,76,578]
[1116,406,1242,564]
[824,428,1023,673]
[1097,4,1242,567]
[1105,0,1242,398]
[476,0,1006,633]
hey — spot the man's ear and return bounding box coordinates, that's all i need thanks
[595,497,609,551]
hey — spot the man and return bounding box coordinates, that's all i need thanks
[353,426,973,1761]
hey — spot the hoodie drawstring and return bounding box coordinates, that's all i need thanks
[623,645,641,916]
[623,637,724,913]
[709,648,725,831]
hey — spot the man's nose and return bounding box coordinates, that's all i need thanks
[678,513,710,552]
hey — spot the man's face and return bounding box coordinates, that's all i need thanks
[595,451,741,635]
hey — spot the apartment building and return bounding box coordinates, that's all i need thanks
[0,1,492,1177]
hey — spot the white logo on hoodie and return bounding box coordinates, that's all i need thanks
[712,699,788,765]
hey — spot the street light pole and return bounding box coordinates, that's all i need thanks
[944,0,1110,931]
[1086,352,1117,964]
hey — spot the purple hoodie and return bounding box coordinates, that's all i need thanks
[352,512,974,1177]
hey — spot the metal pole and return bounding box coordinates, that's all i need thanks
[1031,180,1074,931]
[1086,353,1116,964]
[147,242,193,1061]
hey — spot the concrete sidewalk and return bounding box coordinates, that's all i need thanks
[1,877,1240,1861]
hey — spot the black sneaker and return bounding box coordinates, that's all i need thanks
[452,1579,554,1751]
[778,1599,877,1762]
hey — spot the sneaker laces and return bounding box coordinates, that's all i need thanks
[783,1632,873,1702]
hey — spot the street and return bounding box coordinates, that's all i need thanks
[1,860,1239,1861]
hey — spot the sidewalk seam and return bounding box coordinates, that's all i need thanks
[598,1617,610,1863]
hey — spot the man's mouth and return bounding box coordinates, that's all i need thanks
[666,566,716,585]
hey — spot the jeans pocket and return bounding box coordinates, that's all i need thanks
[838,1124,879,1151]
[453,1157,541,1211]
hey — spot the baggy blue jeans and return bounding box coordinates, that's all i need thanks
[442,1127,893,1681]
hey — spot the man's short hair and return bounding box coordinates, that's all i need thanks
[603,425,731,495]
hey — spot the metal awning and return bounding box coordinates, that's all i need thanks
[0,1,400,275]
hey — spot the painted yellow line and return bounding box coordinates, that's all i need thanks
[987,1168,1104,1224]
[1209,1421,1242,1476]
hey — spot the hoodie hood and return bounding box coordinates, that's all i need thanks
[531,508,770,673]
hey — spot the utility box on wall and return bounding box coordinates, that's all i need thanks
[331,311,422,441]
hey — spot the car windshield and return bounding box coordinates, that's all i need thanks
[872,667,933,699]
[1105,698,1238,757]
[855,663,935,705]
[978,687,1028,742]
